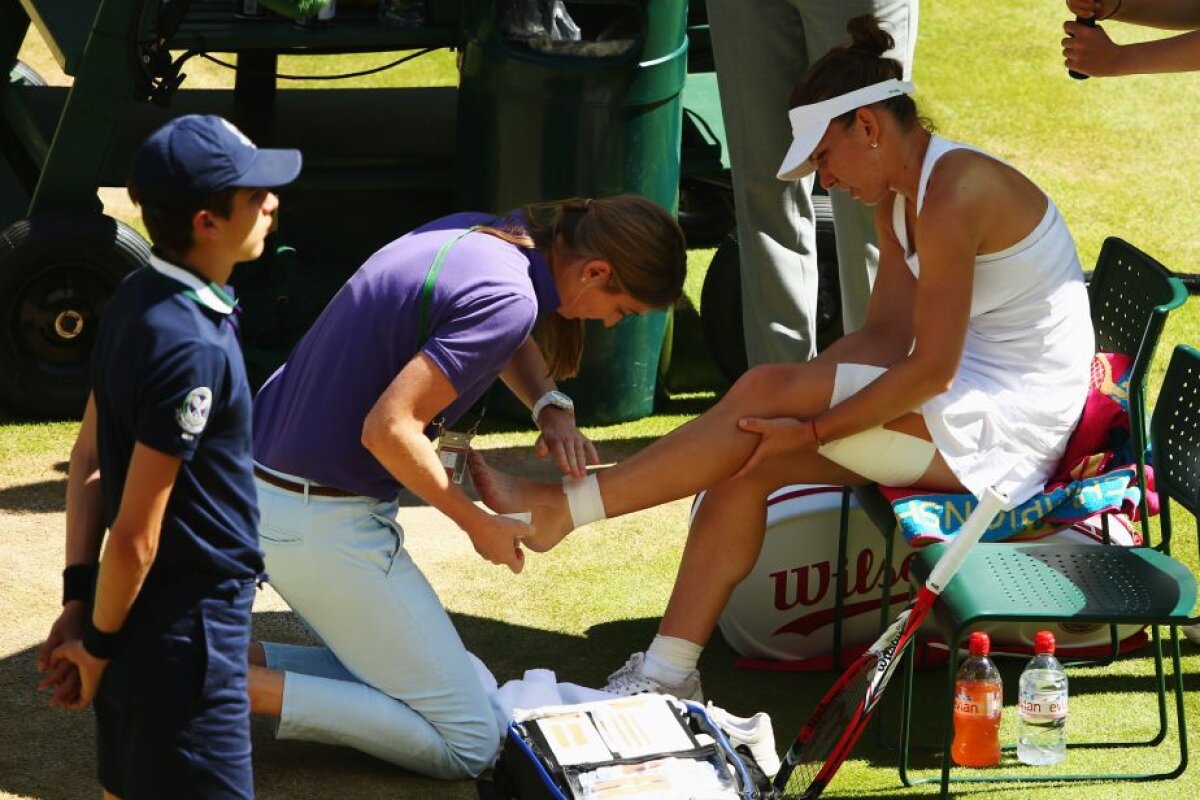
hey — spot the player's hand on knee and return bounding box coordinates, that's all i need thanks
[733,416,812,479]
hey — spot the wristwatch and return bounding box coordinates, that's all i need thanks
[532,390,575,427]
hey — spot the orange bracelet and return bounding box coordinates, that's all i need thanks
[811,417,825,447]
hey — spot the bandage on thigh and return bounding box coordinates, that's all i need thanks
[817,427,937,487]
[563,473,606,528]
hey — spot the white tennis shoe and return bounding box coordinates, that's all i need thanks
[705,703,782,778]
[602,652,704,702]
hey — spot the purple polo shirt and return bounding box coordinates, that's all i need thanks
[253,212,559,500]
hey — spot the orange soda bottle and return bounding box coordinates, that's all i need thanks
[951,631,1002,767]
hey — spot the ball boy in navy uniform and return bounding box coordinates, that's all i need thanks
[36,115,300,798]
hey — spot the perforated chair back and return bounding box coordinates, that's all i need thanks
[1151,345,1200,519]
[1089,238,1189,424]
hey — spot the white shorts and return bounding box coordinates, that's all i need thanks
[816,364,937,487]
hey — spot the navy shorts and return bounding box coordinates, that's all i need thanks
[94,575,255,799]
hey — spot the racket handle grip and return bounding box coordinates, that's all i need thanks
[1069,15,1096,80]
[927,487,1008,593]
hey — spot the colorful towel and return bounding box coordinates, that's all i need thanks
[881,352,1156,547]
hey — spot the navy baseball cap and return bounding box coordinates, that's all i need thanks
[131,115,302,210]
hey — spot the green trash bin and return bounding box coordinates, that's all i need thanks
[457,0,688,425]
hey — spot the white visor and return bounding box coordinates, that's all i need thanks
[776,79,915,181]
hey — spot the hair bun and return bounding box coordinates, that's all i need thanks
[845,14,894,57]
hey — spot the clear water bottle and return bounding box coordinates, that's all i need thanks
[1017,630,1068,766]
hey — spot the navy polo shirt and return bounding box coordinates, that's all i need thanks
[92,254,263,581]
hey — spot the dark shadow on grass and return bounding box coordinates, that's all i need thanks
[0,477,67,513]
[1,610,597,800]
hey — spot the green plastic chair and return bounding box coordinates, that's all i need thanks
[897,344,1200,797]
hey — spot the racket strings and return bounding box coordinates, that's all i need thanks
[781,655,879,797]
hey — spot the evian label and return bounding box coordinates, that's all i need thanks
[955,684,1002,719]
[1019,690,1068,721]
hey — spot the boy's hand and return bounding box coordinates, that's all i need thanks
[36,602,86,706]
[48,639,109,710]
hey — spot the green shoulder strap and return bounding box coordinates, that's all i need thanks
[418,221,497,342]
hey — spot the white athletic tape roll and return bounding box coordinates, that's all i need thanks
[563,473,606,528]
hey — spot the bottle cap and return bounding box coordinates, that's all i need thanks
[968,631,990,656]
[1034,630,1056,654]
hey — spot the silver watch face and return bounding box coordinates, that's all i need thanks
[545,390,574,410]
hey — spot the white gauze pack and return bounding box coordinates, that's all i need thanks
[562,473,606,528]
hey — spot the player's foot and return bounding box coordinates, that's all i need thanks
[602,652,704,703]
[468,451,574,552]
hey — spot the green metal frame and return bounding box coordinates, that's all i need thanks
[896,344,1200,796]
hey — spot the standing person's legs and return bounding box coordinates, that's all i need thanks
[93,578,256,799]
[708,0,818,366]
[255,485,499,778]
[801,0,919,334]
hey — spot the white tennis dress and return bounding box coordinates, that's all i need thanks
[893,135,1094,504]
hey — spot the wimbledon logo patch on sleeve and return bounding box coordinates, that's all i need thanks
[176,387,213,437]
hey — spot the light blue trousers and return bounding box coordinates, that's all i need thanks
[255,476,499,778]
[707,0,919,365]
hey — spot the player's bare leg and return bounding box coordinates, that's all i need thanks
[472,362,841,548]
[660,452,866,646]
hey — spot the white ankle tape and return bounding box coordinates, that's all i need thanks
[563,473,606,528]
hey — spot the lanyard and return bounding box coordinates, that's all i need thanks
[422,223,497,437]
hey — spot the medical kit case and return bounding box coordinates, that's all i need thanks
[488,695,777,799]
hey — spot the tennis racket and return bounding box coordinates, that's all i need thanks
[773,486,1009,799]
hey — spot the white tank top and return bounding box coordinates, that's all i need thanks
[892,135,1095,504]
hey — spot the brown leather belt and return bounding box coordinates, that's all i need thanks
[253,467,357,498]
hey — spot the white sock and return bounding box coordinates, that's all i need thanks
[562,473,606,528]
[643,635,703,684]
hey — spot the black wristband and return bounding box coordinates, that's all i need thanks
[82,615,123,660]
[62,563,97,606]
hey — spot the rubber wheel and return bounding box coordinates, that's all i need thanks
[0,214,150,418]
[700,194,841,383]
[10,60,47,87]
